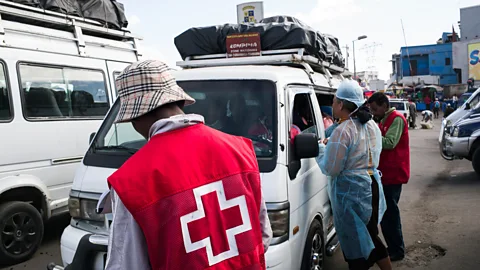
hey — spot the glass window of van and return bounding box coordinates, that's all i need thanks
[19,64,109,119]
[291,93,319,137]
[390,101,405,111]
[0,63,12,121]
[91,79,276,158]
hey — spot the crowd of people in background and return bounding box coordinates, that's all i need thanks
[385,89,461,130]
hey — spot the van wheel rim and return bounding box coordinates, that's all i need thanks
[311,233,323,270]
[1,212,37,255]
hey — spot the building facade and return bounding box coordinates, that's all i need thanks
[453,4,480,86]
[356,70,379,83]
[389,32,460,88]
[459,5,480,42]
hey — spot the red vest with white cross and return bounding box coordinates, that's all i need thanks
[108,124,266,270]
[378,110,410,185]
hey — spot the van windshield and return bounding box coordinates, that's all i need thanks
[88,79,277,162]
[390,101,405,111]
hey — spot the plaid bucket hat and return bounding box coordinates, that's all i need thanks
[114,60,195,123]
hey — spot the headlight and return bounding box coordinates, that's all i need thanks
[268,209,289,238]
[452,127,459,137]
[68,197,104,222]
[451,126,474,138]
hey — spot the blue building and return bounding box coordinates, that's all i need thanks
[390,32,460,87]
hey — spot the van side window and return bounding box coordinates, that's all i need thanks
[291,93,319,137]
[19,64,109,120]
[0,63,12,121]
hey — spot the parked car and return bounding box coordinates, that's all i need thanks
[0,1,140,265]
[442,114,480,175]
[389,99,411,123]
[439,88,480,160]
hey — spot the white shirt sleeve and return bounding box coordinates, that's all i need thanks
[259,191,273,252]
[104,189,151,270]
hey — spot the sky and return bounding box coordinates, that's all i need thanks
[121,0,479,81]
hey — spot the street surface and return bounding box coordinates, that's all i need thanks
[3,118,480,270]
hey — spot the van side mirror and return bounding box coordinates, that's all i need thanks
[294,133,319,159]
[466,103,471,110]
[89,132,96,144]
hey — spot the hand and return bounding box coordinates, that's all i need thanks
[323,138,329,145]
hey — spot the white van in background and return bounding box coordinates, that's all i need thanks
[389,99,411,124]
[55,48,350,270]
[0,1,140,265]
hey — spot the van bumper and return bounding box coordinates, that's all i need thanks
[60,225,292,269]
[265,241,292,269]
[445,135,470,158]
[60,225,106,269]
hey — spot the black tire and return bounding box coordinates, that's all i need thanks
[300,219,325,270]
[472,147,480,176]
[0,201,44,266]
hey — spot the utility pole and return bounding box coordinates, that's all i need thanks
[342,44,350,69]
[353,35,367,80]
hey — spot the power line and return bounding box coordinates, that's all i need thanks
[360,42,382,70]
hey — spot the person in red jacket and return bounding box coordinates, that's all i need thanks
[98,60,272,270]
[368,92,410,262]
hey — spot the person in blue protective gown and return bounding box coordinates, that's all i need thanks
[316,81,392,270]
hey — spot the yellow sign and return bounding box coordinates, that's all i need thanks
[242,6,257,23]
[468,42,480,80]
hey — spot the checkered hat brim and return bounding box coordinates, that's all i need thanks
[114,60,195,123]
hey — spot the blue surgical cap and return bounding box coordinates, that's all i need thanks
[336,80,365,108]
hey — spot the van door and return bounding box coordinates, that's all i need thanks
[0,48,111,209]
[105,61,131,100]
[287,86,329,266]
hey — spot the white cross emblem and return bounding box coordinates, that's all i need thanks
[180,180,252,266]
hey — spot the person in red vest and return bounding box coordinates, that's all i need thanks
[368,92,410,262]
[97,60,272,270]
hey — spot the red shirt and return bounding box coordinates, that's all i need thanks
[424,96,431,104]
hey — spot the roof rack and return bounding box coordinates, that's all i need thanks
[177,48,352,80]
[0,0,142,59]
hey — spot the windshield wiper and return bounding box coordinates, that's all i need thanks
[94,145,137,154]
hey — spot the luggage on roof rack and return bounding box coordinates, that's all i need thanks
[80,0,128,30]
[9,0,39,7]
[174,16,345,68]
[42,0,82,17]
[0,0,134,38]
[5,0,128,30]
[0,0,142,58]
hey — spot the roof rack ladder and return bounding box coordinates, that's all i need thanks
[71,19,86,57]
[132,38,142,61]
[300,62,316,84]
[321,65,334,87]
[291,48,318,84]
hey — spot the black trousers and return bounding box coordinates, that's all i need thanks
[345,176,389,270]
[381,184,405,258]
